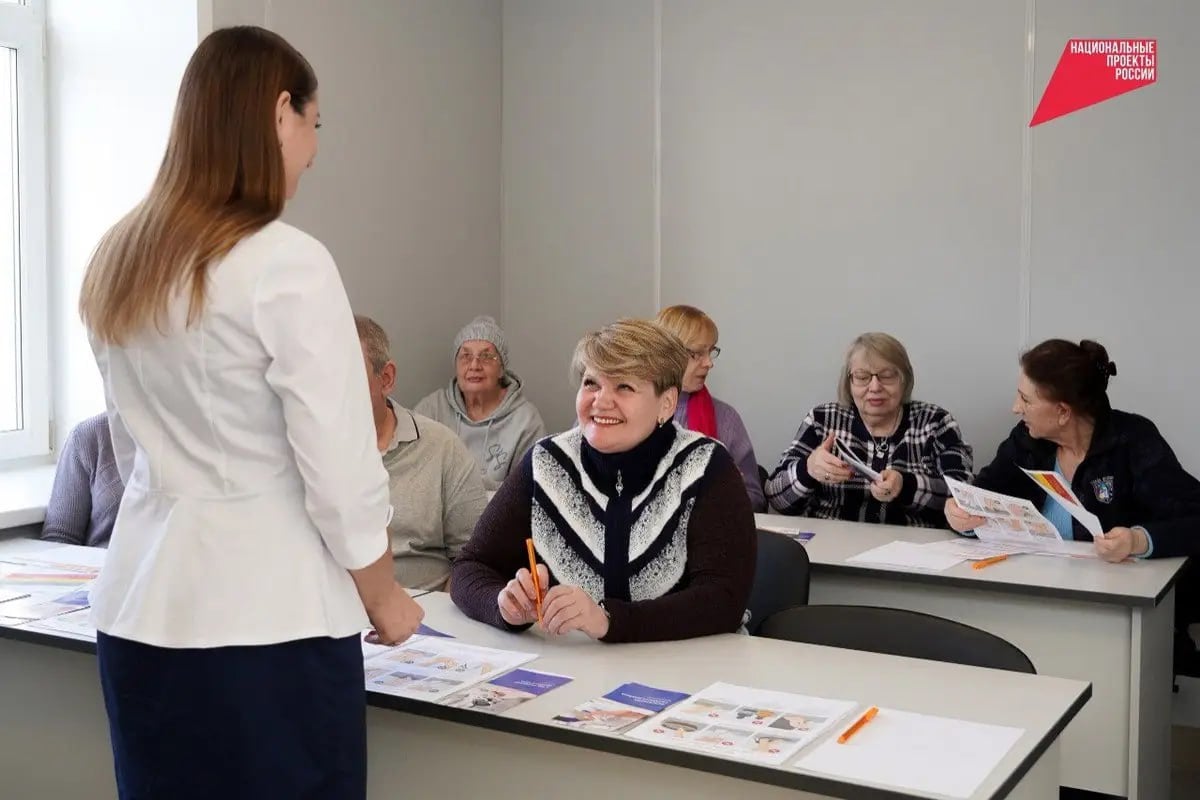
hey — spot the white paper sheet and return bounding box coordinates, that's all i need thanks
[920,539,1039,559]
[846,541,965,572]
[9,546,108,570]
[22,608,97,641]
[795,707,1024,798]
[923,537,1102,564]
[0,588,29,603]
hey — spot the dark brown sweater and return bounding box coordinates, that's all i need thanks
[450,425,756,643]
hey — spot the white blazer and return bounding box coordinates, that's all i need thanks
[89,221,391,648]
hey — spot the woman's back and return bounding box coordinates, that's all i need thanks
[102,222,317,495]
[91,220,391,647]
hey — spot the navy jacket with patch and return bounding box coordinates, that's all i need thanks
[974,410,1200,558]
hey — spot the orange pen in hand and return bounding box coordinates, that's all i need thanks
[837,706,879,744]
[525,537,543,623]
[972,554,1008,570]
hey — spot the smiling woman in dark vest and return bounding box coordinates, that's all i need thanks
[450,318,756,643]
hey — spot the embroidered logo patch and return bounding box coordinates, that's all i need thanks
[1091,476,1115,504]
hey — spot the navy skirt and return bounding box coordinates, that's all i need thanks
[97,631,367,800]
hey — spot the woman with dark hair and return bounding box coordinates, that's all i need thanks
[79,26,422,798]
[945,339,1200,562]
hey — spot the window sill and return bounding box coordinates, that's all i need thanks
[0,464,55,530]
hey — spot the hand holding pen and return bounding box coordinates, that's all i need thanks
[496,540,549,626]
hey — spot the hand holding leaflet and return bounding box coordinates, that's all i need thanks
[834,440,882,482]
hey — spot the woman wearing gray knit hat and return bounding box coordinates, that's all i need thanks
[415,316,547,491]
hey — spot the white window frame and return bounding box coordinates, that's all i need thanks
[0,0,48,461]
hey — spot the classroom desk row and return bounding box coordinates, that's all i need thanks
[756,513,1189,799]
[0,540,1089,800]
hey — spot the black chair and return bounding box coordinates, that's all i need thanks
[758,604,1035,674]
[744,529,810,635]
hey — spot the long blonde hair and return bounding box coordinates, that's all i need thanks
[79,26,317,344]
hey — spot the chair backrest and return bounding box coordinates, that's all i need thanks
[758,604,1036,674]
[745,529,810,635]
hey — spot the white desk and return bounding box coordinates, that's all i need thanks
[0,541,1090,799]
[758,513,1186,799]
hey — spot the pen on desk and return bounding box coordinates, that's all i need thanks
[525,537,543,623]
[837,706,879,744]
[972,554,1009,570]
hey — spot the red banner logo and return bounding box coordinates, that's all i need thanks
[1030,39,1156,127]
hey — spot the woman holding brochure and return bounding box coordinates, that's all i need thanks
[944,339,1200,676]
[944,339,1200,562]
[450,319,756,643]
[765,332,973,527]
[78,27,423,799]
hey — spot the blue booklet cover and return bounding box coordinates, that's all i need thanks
[442,667,573,714]
[552,682,690,733]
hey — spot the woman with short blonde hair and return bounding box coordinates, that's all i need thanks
[767,332,972,527]
[452,318,756,643]
[655,304,765,511]
[570,317,688,395]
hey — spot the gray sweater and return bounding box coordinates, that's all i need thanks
[414,371,547,491]
[42,414,124,547]
[382,403,488,590]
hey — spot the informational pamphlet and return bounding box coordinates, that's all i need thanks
[626,682,857,766]
[945,478,1069,548]
[363,637,536,702]
[442,668,573,714]
[552,682,690,734]
[1020,468,1103,538]
[835,440,883,482]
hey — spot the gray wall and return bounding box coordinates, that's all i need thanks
[210,0,503,407]
[502,0,658,428]
[501,0,1200,472]
[1028,0,1199,472]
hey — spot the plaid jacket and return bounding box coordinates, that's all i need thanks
[765,402,973,528]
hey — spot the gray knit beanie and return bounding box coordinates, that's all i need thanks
[453,315,509,368]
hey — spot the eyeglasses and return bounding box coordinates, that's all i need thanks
[457,351,500,365]
[688,346,721,362]
[849,368,901,387]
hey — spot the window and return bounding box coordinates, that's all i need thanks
[0,0,47,460]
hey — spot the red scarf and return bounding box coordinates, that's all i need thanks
[687,386,719,438]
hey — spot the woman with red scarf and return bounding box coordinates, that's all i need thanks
[656,305,765,511]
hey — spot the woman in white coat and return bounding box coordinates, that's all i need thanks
[78,26,423,799]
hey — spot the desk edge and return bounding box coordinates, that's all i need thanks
[813,561,1175,609]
